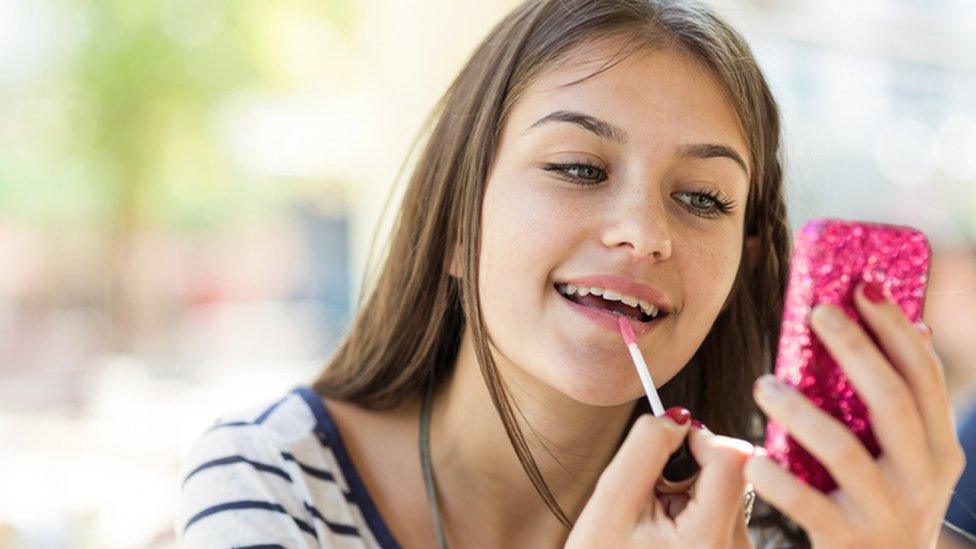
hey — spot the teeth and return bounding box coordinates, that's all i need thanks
[557,283,664,319]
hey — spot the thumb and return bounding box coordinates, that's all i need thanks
[680,425,754,532]
[593,410,691,516]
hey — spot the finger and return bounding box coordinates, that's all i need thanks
[745,452,845,537]
[914,320,934,349]
[595,413,690,517]
[810,302,929,481]
[678,426,753,536]
[854,282,960,470]
[753,374,885,511]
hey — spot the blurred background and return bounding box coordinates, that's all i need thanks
[1,0,975,546]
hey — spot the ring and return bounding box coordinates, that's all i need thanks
[742,482,756,525]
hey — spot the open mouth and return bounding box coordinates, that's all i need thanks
[554,283,670,324]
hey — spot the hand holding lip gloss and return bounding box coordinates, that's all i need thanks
[567,316,755,548]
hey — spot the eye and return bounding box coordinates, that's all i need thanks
[674,188,737,218]
[542,161,608,185]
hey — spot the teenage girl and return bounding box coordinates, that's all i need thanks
[178,1,964,547]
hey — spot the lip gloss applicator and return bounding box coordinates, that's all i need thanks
[617,316,701,486]
[617,316,665,416]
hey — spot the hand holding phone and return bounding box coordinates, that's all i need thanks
[747,217,965,547]
[764,217,931,492]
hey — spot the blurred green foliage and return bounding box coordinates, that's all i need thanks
[0,0,355,232]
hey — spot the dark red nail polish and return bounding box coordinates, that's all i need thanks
[691,419,705,430]
[664,406,690,426]
[863,281,887,304]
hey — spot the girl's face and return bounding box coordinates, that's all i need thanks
[470,43,753,407]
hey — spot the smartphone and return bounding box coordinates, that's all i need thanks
[764,217,931,493]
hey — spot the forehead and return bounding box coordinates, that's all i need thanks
[510,41,750,169]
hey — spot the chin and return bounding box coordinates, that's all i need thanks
[548,358,644,407]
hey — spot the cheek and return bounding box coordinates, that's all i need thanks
[476,177,628,397]
[681,233,742,315]
[477,178,554,334]
[479,176,574,302]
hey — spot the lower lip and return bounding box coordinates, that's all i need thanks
[555,287,666,338]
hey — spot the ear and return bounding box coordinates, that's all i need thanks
[445,241,463,279]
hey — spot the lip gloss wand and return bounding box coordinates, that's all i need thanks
[616,316,665,417]
[617,315,703,491]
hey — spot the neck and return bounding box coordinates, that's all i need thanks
[428,325,637,547]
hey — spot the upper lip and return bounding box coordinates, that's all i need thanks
[555,274,674,314]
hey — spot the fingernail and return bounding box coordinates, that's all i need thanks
[916,322,935,352]
[751,446,768,459]
[691,419,707,431]
[813,304,847,332]
[664,406,691,426]
[862,281,888,304]
[754,374,782,398]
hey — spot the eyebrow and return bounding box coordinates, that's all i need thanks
[526,110,628,143]
[524,109,750,178]
[676,143,750,178]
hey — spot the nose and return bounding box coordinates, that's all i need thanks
[601,196,673,261]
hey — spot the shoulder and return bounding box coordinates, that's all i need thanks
[179,387,324,490]
[176,386,394,548]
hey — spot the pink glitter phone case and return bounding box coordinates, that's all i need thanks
[764,217,931,493]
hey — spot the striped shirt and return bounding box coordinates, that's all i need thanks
[177,385,401,548]
[178,385,793,548]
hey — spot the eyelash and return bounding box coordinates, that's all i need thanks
[541,161,738,218]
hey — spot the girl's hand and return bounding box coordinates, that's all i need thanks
[566,410,755,549]
[746,281,966,547]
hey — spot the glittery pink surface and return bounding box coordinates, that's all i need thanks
[765,218,930,493]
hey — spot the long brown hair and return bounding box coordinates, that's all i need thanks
[312,0,794,537]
